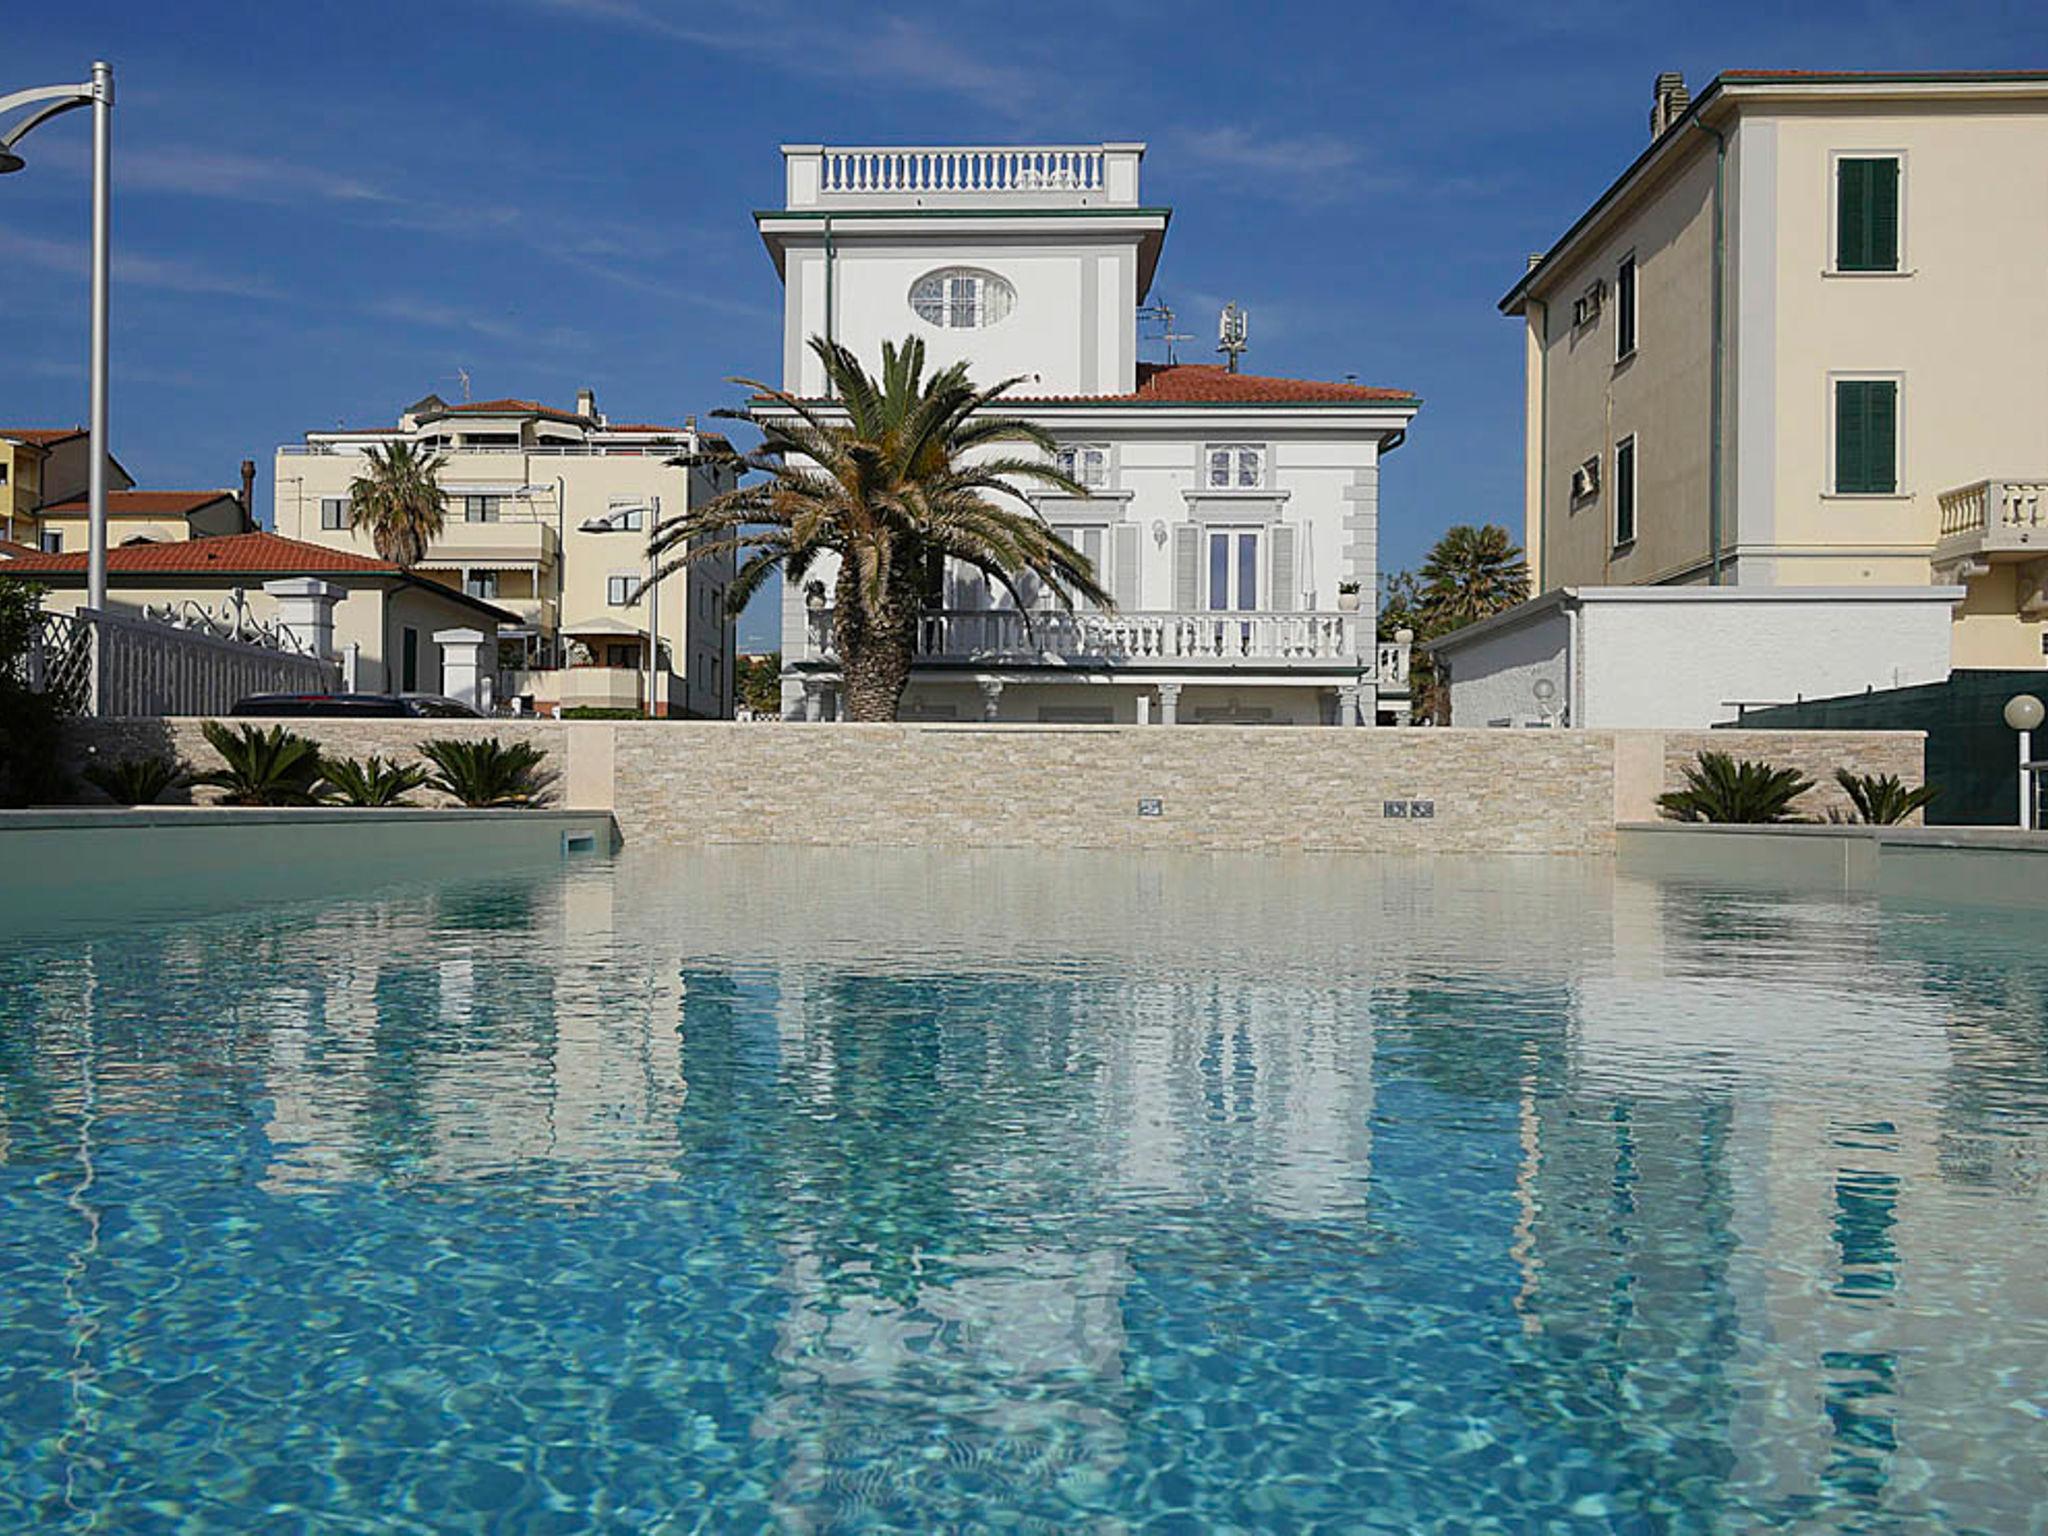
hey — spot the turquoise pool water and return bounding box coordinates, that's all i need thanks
[2,848,2044,1533]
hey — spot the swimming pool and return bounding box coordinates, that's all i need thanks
[2,848,2043,1532]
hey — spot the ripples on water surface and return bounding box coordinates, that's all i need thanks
[1,848,2045,1533]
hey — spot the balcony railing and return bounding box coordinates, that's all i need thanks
[785,142,1143,209]
[806,607,1410,684]
[1937,478,2048,548]
[825,146,1104,196]
[280,444,681,458]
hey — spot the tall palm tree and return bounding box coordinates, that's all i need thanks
[649,335,1109,722]
[347,441,448,570]
[1418,523,1529,632]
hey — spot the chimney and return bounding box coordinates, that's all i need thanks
[240,459,256,529]
[1651,71,1691,139]
[575,387,596,419]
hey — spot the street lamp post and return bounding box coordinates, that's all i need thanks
[2004,693,2043,830]
[1,61,114,610]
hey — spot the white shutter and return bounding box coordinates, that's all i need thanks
[1173,524,1201,611]
[1268,524,1297,611]
[1113,524,1141,610]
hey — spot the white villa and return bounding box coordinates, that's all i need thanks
[757,144,1419,725]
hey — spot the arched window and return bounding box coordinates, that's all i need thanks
[909,268,1016,329]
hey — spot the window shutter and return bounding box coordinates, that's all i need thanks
[1113,523,1140,610]
[1836,381,1869,492]
[1869,158,1900,271]
[1837,159,1869,271]
[1267,523,1297,611]
[1173,524,1200,611]
[1866,382,1897,494]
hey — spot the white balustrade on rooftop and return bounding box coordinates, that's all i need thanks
[782,143,1145,209]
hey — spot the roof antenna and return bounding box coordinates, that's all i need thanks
[1218,302,1249,374]
[447,367,472,402]
[1137,295,1194,365]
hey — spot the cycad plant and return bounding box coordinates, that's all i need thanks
[1657,750,1815,824]
[347,440,447,569]
[192,722,330,806]
[321,754,431,807]
[646,335,1109,721]
[82,753,186,805]
[1834,768,1938,826]
[419,737,553,808]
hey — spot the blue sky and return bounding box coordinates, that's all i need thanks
[6,1,2043,648]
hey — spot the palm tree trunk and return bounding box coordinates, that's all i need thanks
[834,568,917,722]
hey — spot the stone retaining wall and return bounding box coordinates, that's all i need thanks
[62,720,1926,854]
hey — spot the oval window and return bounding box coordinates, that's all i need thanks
[909,268,1016,330]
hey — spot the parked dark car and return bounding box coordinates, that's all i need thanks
[230,692,482,719]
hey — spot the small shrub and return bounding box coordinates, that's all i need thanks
[192,721,329,806]
[1834,769,1938,826]
[82,753,186,806]
[419,736,554,808]
[562,706,641,720]
[321,754,430,808]
[1657,751,1814,824]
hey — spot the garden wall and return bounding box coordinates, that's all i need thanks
[62,720,1925,855]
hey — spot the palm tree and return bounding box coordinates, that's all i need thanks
[347,441,448,570]
[648,336,1109,722]
[1418,524,1529,632]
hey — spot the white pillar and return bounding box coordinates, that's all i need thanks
[1157,681,1182,725]
[1337,683,1362,728]
[1135,692,1152,726]
[979,679,1004,722]
[434,626,488,710]
[803,682,825,722]
[262,577,343,661]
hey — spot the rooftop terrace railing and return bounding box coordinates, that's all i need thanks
[783,142,1145,208]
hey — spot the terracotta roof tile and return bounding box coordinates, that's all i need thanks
[1,530,396,576]
[0,428,86,447]
[38,490,240,517]
[764,363,1416,410]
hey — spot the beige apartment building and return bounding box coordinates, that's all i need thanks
[276,391,737,716]
[1502,70,2048,669]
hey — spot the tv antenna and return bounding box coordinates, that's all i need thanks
[1218,302,1249,373]
[1137,296,1195,364]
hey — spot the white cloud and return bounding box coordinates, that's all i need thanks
[0,228,284,299]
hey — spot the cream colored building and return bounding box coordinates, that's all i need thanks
[1502,70,2048,670]
[276,392,738,717]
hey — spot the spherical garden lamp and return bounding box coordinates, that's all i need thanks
[2004,693,2044,829]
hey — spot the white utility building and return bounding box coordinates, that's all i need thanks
[1430,585,1962,729]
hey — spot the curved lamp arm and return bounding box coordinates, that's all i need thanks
[0,80,100,153]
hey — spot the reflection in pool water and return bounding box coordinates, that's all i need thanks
[1,849,2044,1532]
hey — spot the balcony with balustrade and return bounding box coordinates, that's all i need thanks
[782,142,1147,211]
[1934,477,2048,583]
[803,606,1410,688]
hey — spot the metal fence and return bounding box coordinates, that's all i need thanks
[24,608,340,718]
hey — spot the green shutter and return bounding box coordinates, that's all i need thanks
[1835,381,1898,494]
[1865,382,1897,493]
[1838,158,1899,272]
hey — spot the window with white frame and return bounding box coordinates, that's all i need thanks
[465,570,499,600]
[1055,444,1110,488]
[463,494,503,524]
[1613,434,1638,547]
[1205,443,1265,490]
[1615,253,1638,360]
[1050,523,1107,609]
[320,496,346,531]
[39,529,62,554]
[909,268,1016,329]
[607,573,639,606]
